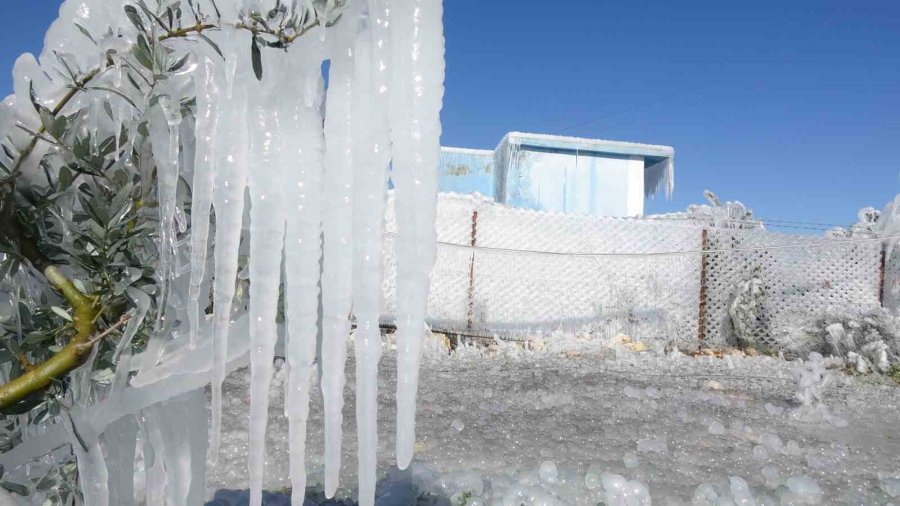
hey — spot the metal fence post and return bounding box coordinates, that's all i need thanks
[697,229,709,345]
[466,210,479,331]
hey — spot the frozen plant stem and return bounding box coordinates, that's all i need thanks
[0,232,99,409]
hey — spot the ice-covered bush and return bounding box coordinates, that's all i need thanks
[790,309,900,374]
[648,190,763,230]
[728,274,767,350]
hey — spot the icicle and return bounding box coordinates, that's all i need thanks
[141,413,168,506]
[103,415,138,505]
[389,0,445,469]
[188,54,221,349]
[174,119,193,236]
[73,440,110,506]
[246,49,289,506]
[210,28,251,457]
[283,47,326,506]
[320,4,362,497]
[146,389,208,506]
[147,85,185,355]
[351,2,391,503]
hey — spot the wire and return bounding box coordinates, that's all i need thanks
[555,87,704,135]
[386,233,899,259]
[762,219,846,228]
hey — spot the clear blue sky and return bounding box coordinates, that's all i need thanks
[2,1,898,231]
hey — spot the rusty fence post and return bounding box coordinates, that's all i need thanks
[466,210,479,331]
[697,229,709,345]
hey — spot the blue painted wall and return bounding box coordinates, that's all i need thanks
[438,148,495,197]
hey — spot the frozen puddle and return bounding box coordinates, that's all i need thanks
[207,336,900,505]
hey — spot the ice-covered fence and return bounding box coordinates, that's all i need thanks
[383,194,704,344]
[702,229,885,348]
[384,194,891,348]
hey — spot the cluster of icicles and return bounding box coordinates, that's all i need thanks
[1,0,445,505]
[191,2,444,505]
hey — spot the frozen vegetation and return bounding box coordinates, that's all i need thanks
[0,0,444,504]
[206,331,900,505]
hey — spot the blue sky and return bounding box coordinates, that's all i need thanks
[1,1,898,231]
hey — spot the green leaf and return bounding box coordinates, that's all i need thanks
[50,114,70,139]
[251,36,263,81]
[134,35,154,70]
[169,53,191,72]
[58,165,74,191]
[35,472,56,491]
[86,86,140,111]
[1,482,28,497]
[74,23,97,45]
[209,0,222,19]
[36,108,56,136]
[51,306,72,322]
[28,82,43,115]
[0,257,20,281]
[198,33,224,59]
[124,5,146,33]
[325,12,343,28]
[0,391,44,416]
[24,332,51,345]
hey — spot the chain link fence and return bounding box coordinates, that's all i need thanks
[383,193,891,349]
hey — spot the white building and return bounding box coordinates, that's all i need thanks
[439,132,675,217]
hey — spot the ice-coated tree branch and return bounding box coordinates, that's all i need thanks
[0,0,342,413]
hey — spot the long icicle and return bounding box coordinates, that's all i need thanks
[352,2,392,504]
[390,0,446,469]
[246,47,289,506]
[210,27,250,457]
[284,45,327,506]
[188,53,221,350]
[320,3,361,497]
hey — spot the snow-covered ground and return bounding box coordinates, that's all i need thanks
[207,333,900,505]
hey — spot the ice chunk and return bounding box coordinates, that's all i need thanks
[729,476,754,506]
[584,464,603,491]
[785,476,822,503]
[708,420,725,435]
[539,461,558,484]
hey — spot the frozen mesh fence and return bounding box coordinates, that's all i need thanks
[884,248,900,312]
[469,203,703,342]
[703,229,884,349]
[383,193,890,349]
[383,194,704,344]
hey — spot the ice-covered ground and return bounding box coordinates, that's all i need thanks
[207,333,900,505]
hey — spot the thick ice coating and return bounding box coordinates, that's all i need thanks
[0,1,445,505]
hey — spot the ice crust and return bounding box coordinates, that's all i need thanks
[207,333,900,505]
